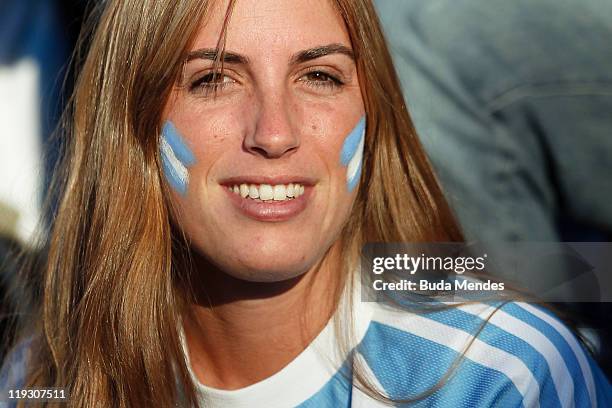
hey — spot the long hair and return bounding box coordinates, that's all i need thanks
[334,0,462,275]
[11,0,464,406]
[329,1,465,403]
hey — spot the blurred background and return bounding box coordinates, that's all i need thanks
[0,0,610,378]
[374,0,612,378]
[0,0,88,358]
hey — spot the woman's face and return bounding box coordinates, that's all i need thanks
[162,0,365,282]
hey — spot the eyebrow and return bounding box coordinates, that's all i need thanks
[186,49,248,64]
[185,43,355,65]
[290,43,355,64]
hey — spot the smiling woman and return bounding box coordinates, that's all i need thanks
[166,0,368,284]
[1,0,610,407]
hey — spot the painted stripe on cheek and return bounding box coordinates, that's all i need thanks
[346,134,365,192]
[162,121,196,165]
[160,121,195,195]
[340,116,366,192]
[340,116,367,166]
[160,150,188,195]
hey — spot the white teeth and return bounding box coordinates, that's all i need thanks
[230,183,305,201]
[249,184,259,199]
[240,184,249,198]
[273,185,286,200]
[259,184,274,200]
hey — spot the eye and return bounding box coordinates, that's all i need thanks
[299,70,344,90]
[190,72,236,96]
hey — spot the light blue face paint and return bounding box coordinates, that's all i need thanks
[340,116,366,192]
[160,121,196,195]
[340,116,366,166]
[162,122,196,165]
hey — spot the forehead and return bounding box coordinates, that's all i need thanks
[192,0,351,54]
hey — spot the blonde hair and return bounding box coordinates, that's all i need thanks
[13,0,464,406]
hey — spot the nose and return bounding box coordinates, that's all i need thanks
[244,90,299,159]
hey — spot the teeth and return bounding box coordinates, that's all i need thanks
[239,184,249,198]
[259,184,274,200]
[230,183,305,201]
[249,184,259,199]
[273,185,286,200]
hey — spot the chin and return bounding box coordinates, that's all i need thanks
[227,269,306,283]
[226,256,313,283]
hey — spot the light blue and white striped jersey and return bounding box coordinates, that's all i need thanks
[2,300,610,407]
[184,299,611,407]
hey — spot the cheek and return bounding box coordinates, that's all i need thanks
[161,104,244,194]
[339,116,366,192]
[159,121,197,196]
[315,115,366,234]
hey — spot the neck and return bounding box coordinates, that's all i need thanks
[182,242,344,390]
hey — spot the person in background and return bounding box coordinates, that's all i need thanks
[0,0,88,241]
[0,235,22,362]
[0,1,88,362]
[374,0,612,377]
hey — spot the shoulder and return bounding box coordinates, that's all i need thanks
[356,301,610,407]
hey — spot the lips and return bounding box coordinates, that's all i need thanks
[220,177,315,222]
[219,176,316,187]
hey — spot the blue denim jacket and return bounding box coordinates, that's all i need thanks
[0,338,32,408]
[374,0,612,242]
